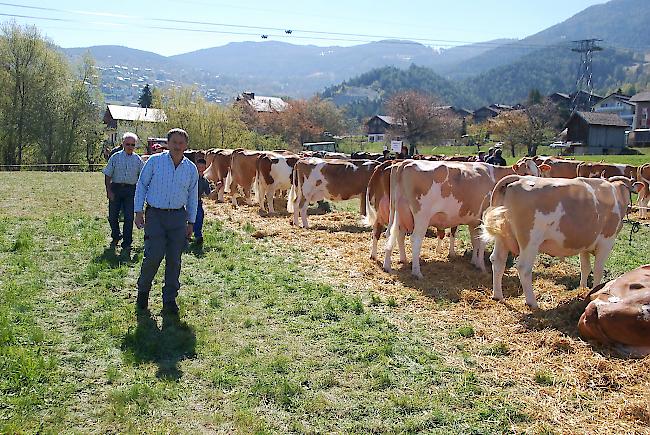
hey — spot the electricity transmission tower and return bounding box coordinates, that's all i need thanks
[570,39,603,113]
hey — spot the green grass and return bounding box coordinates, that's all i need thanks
[0,171,532,433]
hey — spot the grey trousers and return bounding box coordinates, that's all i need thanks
[137,207,187,303]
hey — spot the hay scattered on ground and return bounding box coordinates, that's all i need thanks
[204,198,650,434]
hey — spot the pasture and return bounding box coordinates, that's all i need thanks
[1,168,650,433]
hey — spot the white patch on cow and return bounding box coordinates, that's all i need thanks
[529,202,566,248]
[641,304,650,321]
[607,296,622,303]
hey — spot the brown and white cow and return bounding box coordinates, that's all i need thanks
[578,264,650,357]
[203,149,233,202]
[224,149,269,207]
[482,175,641,308]
[382,160,541,277]
[576,161,637,179]
[516,156,582,178]
[637,163,650,219]
[288,158,379,228]
[255,152,299,213]
[366,161,459,261]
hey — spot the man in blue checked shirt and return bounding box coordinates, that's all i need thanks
[103,132,144,252]
[134,128,198,315]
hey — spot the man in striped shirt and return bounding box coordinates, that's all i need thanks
[103,132,144,251]
[134,128,198,315]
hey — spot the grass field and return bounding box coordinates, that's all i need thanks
[1,171,649,433]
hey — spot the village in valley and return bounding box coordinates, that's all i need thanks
[1,0,650,433]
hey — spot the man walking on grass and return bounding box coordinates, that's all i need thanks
[134,128,198,315]
[103,132,144,253]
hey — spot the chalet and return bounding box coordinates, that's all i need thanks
[472,105,513,123]
[592,92,635,128]
[564,111,628,155]
[236,91,288,112]
[366,115,398,142]
[630,91,650,146]
[549,92,571,106]
[103,104,167,146]
[548,90,603,111]
[434,106,473,118]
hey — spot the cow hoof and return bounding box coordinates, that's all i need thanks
[412,272,424,279]
[491,295,504,302]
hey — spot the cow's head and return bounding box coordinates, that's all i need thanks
[512,158,551,177]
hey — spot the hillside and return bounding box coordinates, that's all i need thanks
[320,65,478,119]
[441,0,650,79]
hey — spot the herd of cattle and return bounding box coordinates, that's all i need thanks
[184,147,650,357]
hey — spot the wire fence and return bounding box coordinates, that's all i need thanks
[0,163,105,172]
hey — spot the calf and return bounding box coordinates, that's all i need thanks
[578,264,650,357]
[255,152,299,213]
[203,149,233,202]
[576,161,637,179]
[482,175,641,308]
[288,158,379,228]
[382,161,540,277]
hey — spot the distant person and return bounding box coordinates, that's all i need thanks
[477,151,486,162]
[486,148,507,166]
[134,128,198,315]
[193,158,212,246]
[378,149,391,162]
[102,132,144,252]
[400,145,409,158]
[487,147,495,160]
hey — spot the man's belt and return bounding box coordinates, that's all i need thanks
[111,182,136,187]
[147,205,185,212]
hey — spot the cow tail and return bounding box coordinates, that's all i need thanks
[364,187,375,227]
[254,168,262,205]
[481,175,518,243]
[224,167,233,194]
[287,165,298,213]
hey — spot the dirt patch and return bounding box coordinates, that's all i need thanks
[204,198,650,434]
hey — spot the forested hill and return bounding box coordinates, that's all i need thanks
[320,65,479,120]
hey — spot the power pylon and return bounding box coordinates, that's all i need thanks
[570,38,603,113]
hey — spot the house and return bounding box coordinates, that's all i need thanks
[235,91,288,112]
[434,106,473,118]
[472,105,512,123]
[366,115,398,142]
[592,92,635,128]
[548,90,603,111]
[102,104,167,146]
[630,91,650,146]
[564,111,628,155]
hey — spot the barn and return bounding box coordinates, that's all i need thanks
[564,111,628,155]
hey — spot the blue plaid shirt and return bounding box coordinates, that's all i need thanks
[103,150,144,184]
[134,151,199,223]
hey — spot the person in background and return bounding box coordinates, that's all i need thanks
[193,158,212,246]
[486,148,507,166]
[477,151,486,162]
[487,147,495,160]
[102,132,144,252]
[134,128,198,315]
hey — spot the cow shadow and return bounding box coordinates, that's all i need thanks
[310,223,371,234]
[121,311,197,380]
[519,296,588,339]
[92,246,140,267]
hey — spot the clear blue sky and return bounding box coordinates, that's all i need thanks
[1,0,607,56]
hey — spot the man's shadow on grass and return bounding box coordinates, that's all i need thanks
[121,311,197,380]
[93,246,141,267]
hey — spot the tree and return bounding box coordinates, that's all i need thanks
[387,91,449,154]
[490,99,560,157]
[138,84,153,108]
[527,89,543,105]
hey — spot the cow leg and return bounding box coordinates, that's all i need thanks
[397,228,407,264]
[266,190,275,214]
[435,229,444,254]
[370,223,383,260]
[490,237,509,302]
[410,220,428,279]
[448,226,457,257]
[515,245,540,309]
[217,182,225,202]
[579,252,592,289]
[468,224,487,272]
[639,191,648,219]
[592,241,615,288]
[245,185,254,206]
[299,198,309,228]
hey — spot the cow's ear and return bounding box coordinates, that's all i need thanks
[540,164,551,172]
[632,181,644,193]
